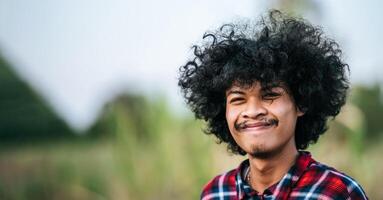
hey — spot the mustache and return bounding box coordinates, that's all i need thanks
[234,119,279,130]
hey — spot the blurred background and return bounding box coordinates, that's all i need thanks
[0,0,382,199]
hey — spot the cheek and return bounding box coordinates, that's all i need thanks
[225,106,241,128]
[272,104,298,124]
[274,107,291,117]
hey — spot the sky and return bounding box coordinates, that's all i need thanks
[0,0,382,130]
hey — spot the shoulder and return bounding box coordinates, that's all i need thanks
[295,161,368,199]
[200,168,238,200]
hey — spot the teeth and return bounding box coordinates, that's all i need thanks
[246,123,269,128]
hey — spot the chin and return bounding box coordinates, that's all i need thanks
[247,145,278,159]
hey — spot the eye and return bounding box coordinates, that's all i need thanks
[228,97,245,104]
[262,92,281,100]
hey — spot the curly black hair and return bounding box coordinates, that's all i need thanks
[178,10,349,155]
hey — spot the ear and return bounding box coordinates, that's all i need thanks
[296,107,305,117]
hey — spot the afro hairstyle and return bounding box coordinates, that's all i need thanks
[178,10,349,155]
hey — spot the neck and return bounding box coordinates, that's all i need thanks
[247,148,298,193]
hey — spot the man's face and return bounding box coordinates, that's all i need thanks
[225,82,303,158]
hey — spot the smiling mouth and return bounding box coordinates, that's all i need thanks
[234,119,279,131]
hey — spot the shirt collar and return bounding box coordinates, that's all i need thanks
[235,151,315,199]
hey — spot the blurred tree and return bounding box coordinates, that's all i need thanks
[333,103,366,155]
[86,94,153,140]
[87,92,213,199]
[270,0,321,16]
[350,84,383,139]
[0,53,74,143]
[263,0,322,25]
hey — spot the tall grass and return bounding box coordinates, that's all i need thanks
[0,92,382,199]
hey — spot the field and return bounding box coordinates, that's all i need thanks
[1,127,382,199]
[1,95,382,199]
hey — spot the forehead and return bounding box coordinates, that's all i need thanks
[226,81,287,94]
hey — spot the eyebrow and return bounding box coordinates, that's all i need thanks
[226,90,245,96]
[265,86,285,93]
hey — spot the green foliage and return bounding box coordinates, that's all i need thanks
[93,93,214,199]
[1,90,383,199]
[350,84,383,139]
[0,141,113,200]
[0,54,74,142]
[269,0,321,18]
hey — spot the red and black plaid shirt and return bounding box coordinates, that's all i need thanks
[201,151,368,200]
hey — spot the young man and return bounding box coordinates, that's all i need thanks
[178,10,368,200]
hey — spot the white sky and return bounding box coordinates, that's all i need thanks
[0,0,382,130]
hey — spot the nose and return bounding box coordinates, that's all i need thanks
[240,98,267,119]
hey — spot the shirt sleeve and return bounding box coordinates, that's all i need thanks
[347,182,368,200]
[332,170,368,200]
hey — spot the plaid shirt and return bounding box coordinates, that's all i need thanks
[201,151,368,200]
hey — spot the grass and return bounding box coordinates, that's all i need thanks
[1,95,382,199]
[1,132,382,199]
